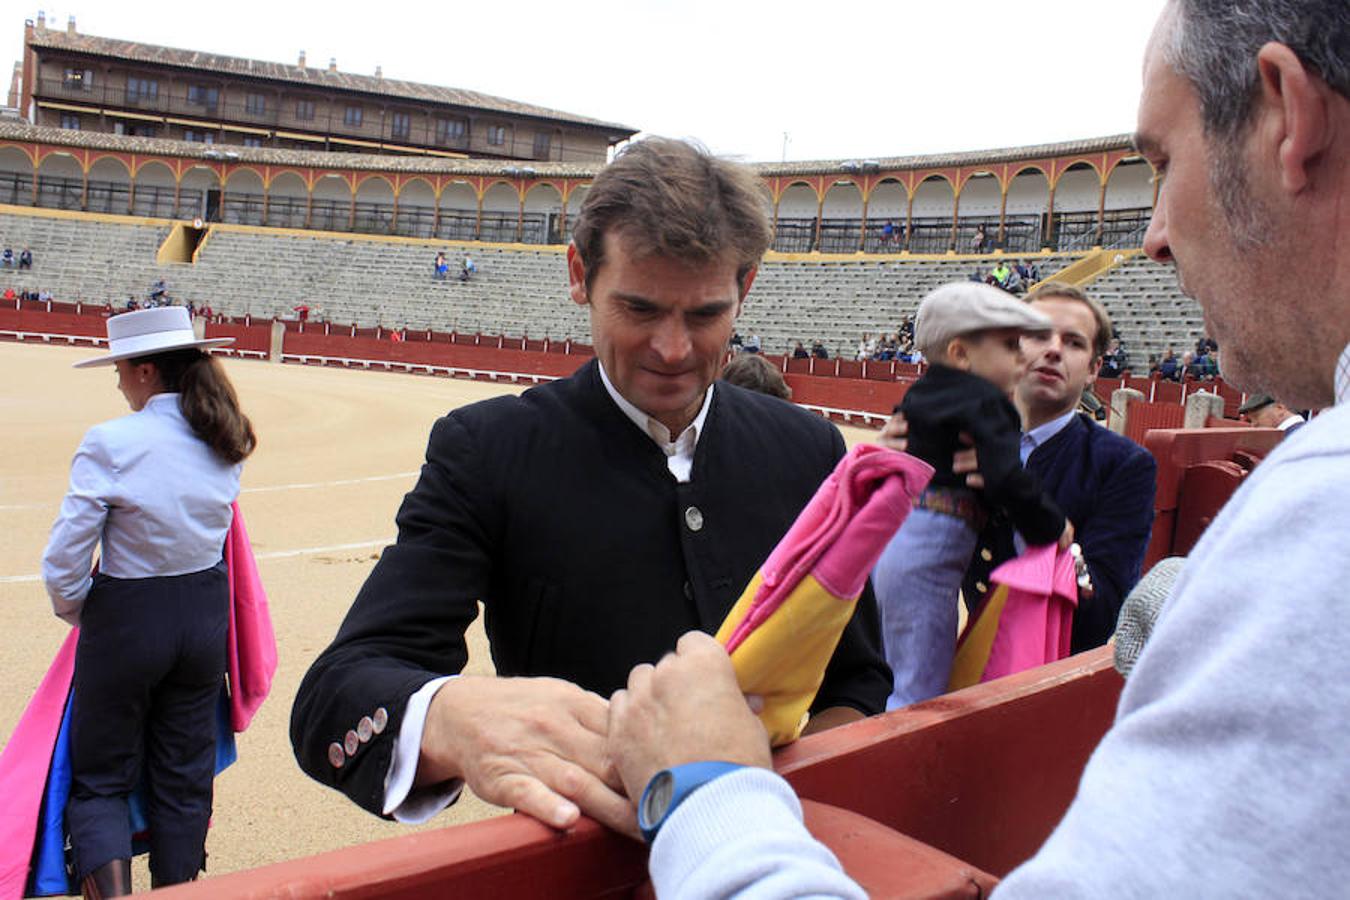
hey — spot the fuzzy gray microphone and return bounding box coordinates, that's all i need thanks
[1112,557,1186,679]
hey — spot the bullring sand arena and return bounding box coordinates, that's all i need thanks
[0,340,875,880]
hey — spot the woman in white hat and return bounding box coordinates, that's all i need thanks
[41,307,255,896]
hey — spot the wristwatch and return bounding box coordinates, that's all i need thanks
[638,761,745,844]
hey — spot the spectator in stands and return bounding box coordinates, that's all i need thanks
[744,332,762,353]
[1237,394,1306,433]
[728,330,743,352]
[1158,346,1180,380]
[605,5,1350,891]
[1005,265,1026,294]
[810,340,829,360]
[989,259,1012,290]
[200,303,214,322]
[791,340,809,359]
[973,224,987,253]
[148,279,168,305]
[1025,259,1042,284]
[18,247,32,270]
[872,283,1069,708]
[292,304,311,322]
[881,220,896,247]
[434,251,449,280]
[1100,338,1129,377]
[125,297,139,312]
[855,332,876,361]
[969,267,985,282]
[289,137,889,837]
[2,286,15,302]
[720,353,792,400]
[459,255,477,281]
[37,288,52,304]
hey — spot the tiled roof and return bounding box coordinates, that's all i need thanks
[27,26,638,137]
[754,134,1136,176]
[0,121,1137,179]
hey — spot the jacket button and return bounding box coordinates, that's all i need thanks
[980,548,993,562]
[372,707,389,734]
[684,506,704,532]
[357,716,375,743]
[976,581,988,593]
[327,742,345,769]
[344,730,360,757]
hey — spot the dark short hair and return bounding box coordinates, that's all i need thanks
[1166,0,1350,142]
[571,137,772,291]
[721,353,792,400]
[1026,281,1114,362]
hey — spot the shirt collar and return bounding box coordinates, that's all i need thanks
[143,392,180,411]
[1336,342,1350,406]
[597,361,714,450]
[1020,408,1077,460]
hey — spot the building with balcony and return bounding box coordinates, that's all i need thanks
[14,14,636,163]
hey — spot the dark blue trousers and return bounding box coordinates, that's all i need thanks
[67,562,228,885]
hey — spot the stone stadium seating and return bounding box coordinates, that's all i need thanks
[0,210,1206,364]
[1086,255,1205,367]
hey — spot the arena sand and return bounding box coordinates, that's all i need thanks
[0,340,878,881]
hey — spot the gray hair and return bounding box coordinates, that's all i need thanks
[1165,0,1350,142]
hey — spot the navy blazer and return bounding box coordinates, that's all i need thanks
[964,413,1157,653]
[291,359,891,815]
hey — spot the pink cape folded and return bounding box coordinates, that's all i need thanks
[0,504,274,900]
[225,502,277,732]
[949,542,1078,690]
[717,444,933,745]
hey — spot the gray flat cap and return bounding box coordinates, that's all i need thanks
[915,282,1052,354]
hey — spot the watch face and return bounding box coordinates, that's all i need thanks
[641,771,674,828]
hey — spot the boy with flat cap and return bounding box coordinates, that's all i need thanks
[874,282,1070,708]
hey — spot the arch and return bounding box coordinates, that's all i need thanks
[267,170,309,228]
[955,171,1002,253]
[223,167,265,225]
[819,180,862,253]
[1009,162,1050,182]
[87,156,134,214]
[1099,157,1156,248]
[0,145,36,206]
[480,181,521,242]
[87,154,131,180]
[179,164,221,221]
[523,182,563,245]
[561,183,589,242]
[863,178,907,252]
[773,182,820,252]
[909,174,956,253]
[1003,167,1051,253]
[36,152,84,211]
[0,142,38,170]
[1050,162,1103,251]
[396,177,437,238]
[1052,158,1103,188]
[310,172,353,232]
[437,179,478,241]
[354,174,395,234]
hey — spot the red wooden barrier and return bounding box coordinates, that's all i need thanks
[786,373,912,416]
[160,650,1116,899]
[1124,399,1185,445]
[1142,427,1285,568]
[204,321,271,356]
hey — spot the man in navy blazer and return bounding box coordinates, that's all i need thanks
[962,282,1157,653]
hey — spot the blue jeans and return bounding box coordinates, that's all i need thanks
[873,505,978,710]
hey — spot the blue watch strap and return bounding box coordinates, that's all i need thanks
[638,761,746,844]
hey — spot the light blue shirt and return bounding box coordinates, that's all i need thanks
[1019,408,1078,465]
[42,392,241,625]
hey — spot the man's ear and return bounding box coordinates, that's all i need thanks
[566,243,589,307]
[1255,41,1332,195]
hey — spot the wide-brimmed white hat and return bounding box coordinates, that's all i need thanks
[73,307,234,369]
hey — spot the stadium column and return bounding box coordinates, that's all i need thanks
[812,188,824,253]
[1044,179,1057,251]
[903,182,915,252]
[1094,173,1107,248]
[997,173,1009,246]
[858,185,870,253]
[949,185,961,253]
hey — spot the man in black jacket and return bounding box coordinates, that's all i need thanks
[290,138,890,836]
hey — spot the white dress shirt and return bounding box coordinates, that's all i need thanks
[1019,408,1078,465]
[383,363,717,821]
[42,393,241,625]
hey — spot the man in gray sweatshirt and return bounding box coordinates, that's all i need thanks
[605,1,1350,896]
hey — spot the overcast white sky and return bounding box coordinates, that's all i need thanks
[4,0,1168,163]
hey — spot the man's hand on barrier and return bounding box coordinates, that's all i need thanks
[608,632,772,811]
[418,674,635,836]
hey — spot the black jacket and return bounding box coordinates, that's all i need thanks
[291,360,891,814]
[900,365,1064,544]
